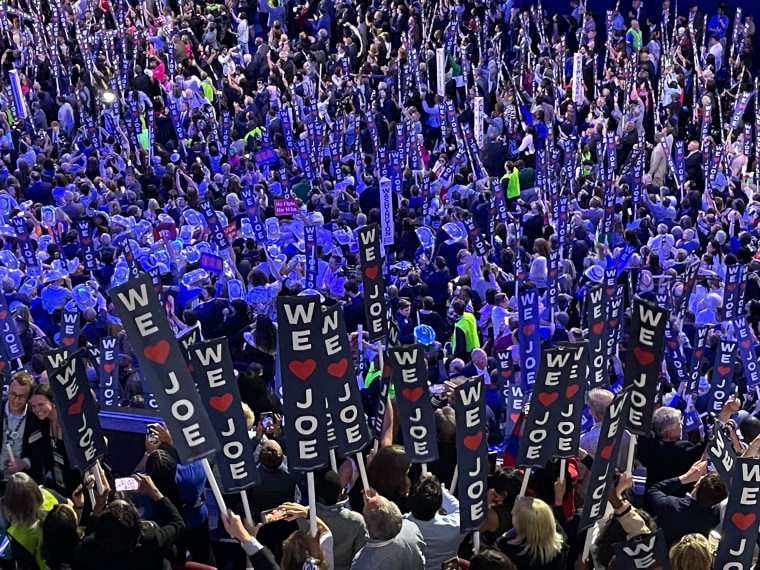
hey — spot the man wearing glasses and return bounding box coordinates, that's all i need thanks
[0,372,44,489]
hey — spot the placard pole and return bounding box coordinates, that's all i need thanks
[202,458,227,518]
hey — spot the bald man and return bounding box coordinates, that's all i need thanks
[460,348,500,409]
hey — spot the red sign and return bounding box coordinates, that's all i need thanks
[274,198,299,217]
[223,223,238,243]
[153,221,178,242]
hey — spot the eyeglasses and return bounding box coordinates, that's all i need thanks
[9,391,29,401]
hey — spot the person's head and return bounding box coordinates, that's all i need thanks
[587,388,614,422]
[652,406,682,441]
[366,444,411,503]
[471,348,488,370]
[259,440,285,470]
[93,499,143,554]
[408,474,443,521]
[281,530,328,570]
[42,503,82,569]
[488,467,523,509]
[510,497,564,565]
[363,495,403,540]
[145,450,180,505]
[3,472,44,527]
[314,469,343,507]
[740,416,760,444]
[693,471,727,508]
[435,407,456,442]
[470,548,518,570]
[8,371,34,415]
[30,383,56,422]
[669,533,713,570]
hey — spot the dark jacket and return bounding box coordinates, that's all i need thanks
[74,497,185,570]
[0,404,46,484]
[637,436,707,491]
[647,476,721,545]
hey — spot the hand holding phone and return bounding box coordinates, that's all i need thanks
[115,476,139,491]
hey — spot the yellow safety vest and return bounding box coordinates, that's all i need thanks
[452,312,480,355]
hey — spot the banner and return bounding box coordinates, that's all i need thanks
[572,54,584,104]
[240,188,268,244]
[0,292,24,362]
[358,225,388,342]
[321,305,371,456]
[734,317,760,387]
[462,216,487,257]
[455,378,487,531]
[723,264,746,321]
[673,140,686,190]
[111,273,219,463]
[518,346,585,467]
[188,339,259,492]
[497,349,522,436]
[371,354,392,440]
[517,287,541,390]
[76,219,98,271]
[389,344,438,463]
[546,250,561,311]
[99,336,119,407]
[676,261,700,318]
[276,296,328,471]
[730,90,754,131]
[611,529,671,570]
[623,299,668,435]
[304,226,318,290]
[663,321,689,389]
[199,201,229,251]
[707,339,737,415]
[579,389,630,530]
[706,422,737,487]
[686,325,710,394]
[44,350,107,474]
[714,458,760,570]
[10,215,38,272]
[59,304,79,349]
[586,285,608,388]
[379,177,394,246]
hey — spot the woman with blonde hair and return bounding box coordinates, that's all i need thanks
[669,533,713,570]
[497,497,565,570]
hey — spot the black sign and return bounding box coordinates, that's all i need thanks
[707,339,737,415]
[586,285,608,388]
[76,218,98,271]
[59,304,79,350]
[0,293,24,361]
[189,339,259,492]
[455,378,488,532]
[706,423,737,487]
[358,225,388,342]
[111,273,219,463]
[715,457,760,569]
[98,336,119,407]
[276,296,329,471]
[611,529,671,570]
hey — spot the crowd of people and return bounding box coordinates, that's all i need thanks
[0,0,757,567]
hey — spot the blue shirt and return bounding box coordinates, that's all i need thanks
[135,461,208,529]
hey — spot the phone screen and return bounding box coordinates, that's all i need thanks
[261,507,287,524]
[115,477,139,491]
[441,557,458,570]
[261,412,274,431]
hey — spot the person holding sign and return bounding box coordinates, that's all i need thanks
[495,497,566,570]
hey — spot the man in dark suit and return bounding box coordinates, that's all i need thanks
[342,279,366,333]
[0,372,46,485]
[459,348,501,412]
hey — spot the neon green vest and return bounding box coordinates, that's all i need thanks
[452,312,480,355]
[8,488,58,570]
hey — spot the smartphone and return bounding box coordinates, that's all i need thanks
[487,451,498,475]
[147,426,159,444]
[442,558,458,570]
[260,507,288,524]
[114,477,139,491]
[261,412,274,432]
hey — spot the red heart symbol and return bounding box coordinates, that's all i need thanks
[510,412,520,423]
[208,216,218,225]
[633,347,654,366]
[522,324,535,336]
[742,339,752,349]
[667,339,678,349]
[500,369,512,378]
[209,393,233,412]
[103,363,115,374]
[0,361,6,372]
[732,512,756,531]
[592,322,604,335]
[327,358,348,378]
[144,340,170,365]
[694,350,704,360]
[609,319,618,328]
[364,266,378,280]
[402,387,424,402]
[289,359,316,381]
[0,310,7,320]
[68,393,85,415]
[727,283,736,292]
[82,237,91,245]
[463,431,482,451]
[383,364,391,377]
[469,228,478,236]
[565,384,580,398]
[188,364,194,373]
[62,336,75,347]
[538,392,558,407]
[717,365,731,376]
[599,440,616,459]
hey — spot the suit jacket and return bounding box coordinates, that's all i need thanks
[460,358,499,381]
[0,404,46,484]
[342,295,366,333]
